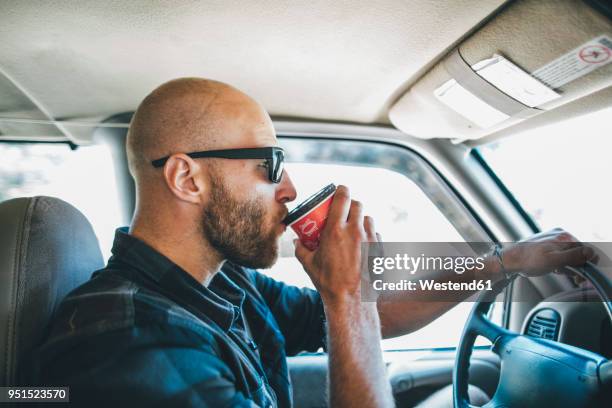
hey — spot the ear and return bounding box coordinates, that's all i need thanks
[162,154,206,204]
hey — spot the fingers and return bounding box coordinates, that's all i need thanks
[372,230,384,259]
[546,240,582,253]
[326,185,351,228]
[526,228,579,245]
[552,231,582,253]
[294,238,313,264]
[555,230,578,242]
[551,246,596,267]
[524,229,582,254]
[582,245,596,260]
[363,216,376,241]
[347,199,364,228]
[363,216,384,244]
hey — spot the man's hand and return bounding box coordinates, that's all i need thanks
[294,185,376,304]
[500,228,597,278]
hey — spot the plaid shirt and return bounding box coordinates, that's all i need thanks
[31,228,326,407]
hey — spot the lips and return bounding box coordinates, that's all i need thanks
[279,209,289,225]
[279,219,288,233]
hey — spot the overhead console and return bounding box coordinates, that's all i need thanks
[389,0,612,142]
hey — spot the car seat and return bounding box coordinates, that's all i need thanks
[0,196,103,385]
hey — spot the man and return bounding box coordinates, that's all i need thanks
[32,78,595,407]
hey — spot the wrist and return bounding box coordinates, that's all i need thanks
[485,244,514,282]
[319,286,363,307]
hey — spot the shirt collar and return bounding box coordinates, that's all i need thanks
[109,227,245,331]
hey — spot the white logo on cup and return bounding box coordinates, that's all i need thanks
[299,219,318,237]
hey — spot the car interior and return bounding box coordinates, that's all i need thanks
[1,0,611,406]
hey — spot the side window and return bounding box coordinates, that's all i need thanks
[263,138,491,350]
[0,142,122,259]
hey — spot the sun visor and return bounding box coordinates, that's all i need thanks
[389,0,612,141]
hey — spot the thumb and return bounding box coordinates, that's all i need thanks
[294,239,313,266]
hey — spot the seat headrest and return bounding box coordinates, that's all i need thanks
[0,196,104,385]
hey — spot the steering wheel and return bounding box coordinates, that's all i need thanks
[453,262,612,408]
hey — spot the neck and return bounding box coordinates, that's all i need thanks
[129,212,224,286]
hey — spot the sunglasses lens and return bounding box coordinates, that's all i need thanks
[273,150,284,183]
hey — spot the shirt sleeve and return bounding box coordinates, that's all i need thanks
[36,326,267,408]
[249,270,326,356]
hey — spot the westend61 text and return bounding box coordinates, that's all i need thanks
[372,279,493,292]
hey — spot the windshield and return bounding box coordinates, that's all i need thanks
[478,107,612,241]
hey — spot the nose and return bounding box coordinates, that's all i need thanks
[276,170,297,204]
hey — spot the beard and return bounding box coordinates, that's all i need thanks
[202,172,281,269]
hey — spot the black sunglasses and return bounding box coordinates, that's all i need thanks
[151,147,285,183]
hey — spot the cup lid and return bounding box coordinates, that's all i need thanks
[283,183,336,225]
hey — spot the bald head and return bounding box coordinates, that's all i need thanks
[126,78,274,181]
[126,78,296,278]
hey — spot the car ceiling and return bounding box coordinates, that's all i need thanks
[0,0,508,142]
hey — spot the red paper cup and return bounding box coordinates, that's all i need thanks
[283,184,336,251]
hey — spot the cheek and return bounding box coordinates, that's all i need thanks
[218,161,278,216]
[251,191,277,230]
[220,162,256,196]
[253,182,277,201]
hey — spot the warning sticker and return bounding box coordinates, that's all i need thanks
[532,35,612,89]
